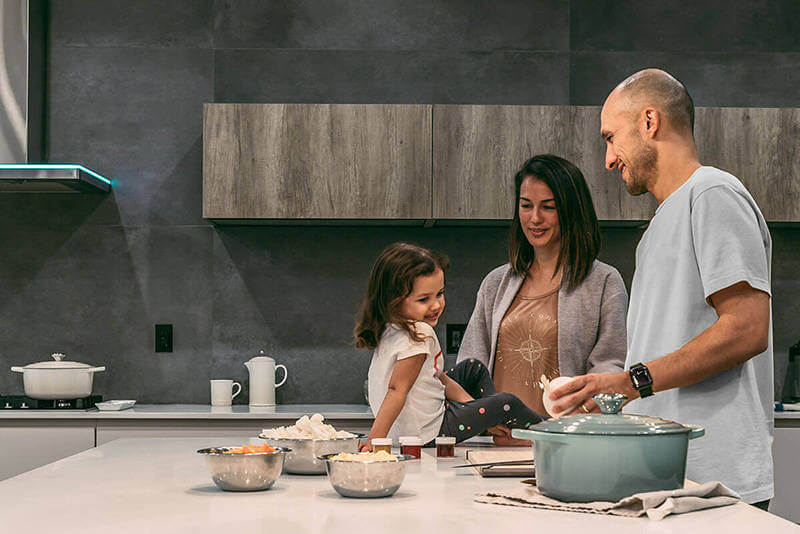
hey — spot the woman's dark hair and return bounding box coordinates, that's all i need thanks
[354,242,449,350]
[508,154,600,290]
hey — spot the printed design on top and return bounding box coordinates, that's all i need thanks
[432,350,443,377]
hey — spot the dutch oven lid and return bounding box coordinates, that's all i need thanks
[22,353,93,369]
[534,393,692,435]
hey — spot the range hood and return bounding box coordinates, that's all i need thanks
[0,4,110,193]
[0,164,112,192]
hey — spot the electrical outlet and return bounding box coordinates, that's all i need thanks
[155,324,173,352]
[446,323,467,355]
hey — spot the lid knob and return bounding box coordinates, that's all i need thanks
[51,352,66,362]
[592,393,627,414]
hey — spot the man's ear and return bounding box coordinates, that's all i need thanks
[642,107,660,139]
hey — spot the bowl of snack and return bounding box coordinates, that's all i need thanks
[319,451,413,498]
[259,413,361,474]
[197,443,290,491]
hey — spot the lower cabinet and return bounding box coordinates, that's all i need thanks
[0,420,95,480]
[771,423,800,522]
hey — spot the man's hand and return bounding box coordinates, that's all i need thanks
[549,372,635,415]
[358,440,373,452]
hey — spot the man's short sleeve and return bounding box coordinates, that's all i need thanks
[690,185,771,301]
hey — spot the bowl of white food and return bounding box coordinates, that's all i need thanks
[258,413,361,474]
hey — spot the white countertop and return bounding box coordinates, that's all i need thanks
[0,436,796,533]
[0,403,375,419]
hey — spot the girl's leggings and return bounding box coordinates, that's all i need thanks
[434,358,545,443]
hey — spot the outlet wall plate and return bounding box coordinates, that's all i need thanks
[155,324,173,352]
[446,323,467,355]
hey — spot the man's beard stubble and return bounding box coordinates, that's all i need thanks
[624,139,658,196]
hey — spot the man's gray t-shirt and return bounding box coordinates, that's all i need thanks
[625,166,774,503]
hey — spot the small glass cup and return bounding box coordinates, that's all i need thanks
[435,436,456,457]
[371,438,392,454]
[399,436,423,459]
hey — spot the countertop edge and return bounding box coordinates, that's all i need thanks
[0,404,375,420]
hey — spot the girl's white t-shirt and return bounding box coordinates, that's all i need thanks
[367,322,446,444]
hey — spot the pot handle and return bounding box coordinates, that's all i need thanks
[89,366,106,373]
[687,425,705,439]
[275,364,288,388]
[11,366,24,373]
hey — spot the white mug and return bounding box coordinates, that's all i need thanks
[210,379,241,406]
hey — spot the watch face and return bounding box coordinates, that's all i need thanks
[631,366,652,388]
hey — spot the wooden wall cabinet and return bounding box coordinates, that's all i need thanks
[203,104,432,221]
[203,104,799,223]
[694,107,800,222]
[433,105,657,221]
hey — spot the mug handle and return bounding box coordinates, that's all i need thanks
[232,382,242,400]
[275,364,288,388]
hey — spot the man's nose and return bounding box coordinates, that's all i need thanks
[605,145,618,170]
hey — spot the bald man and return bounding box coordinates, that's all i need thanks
[550,69,774,507]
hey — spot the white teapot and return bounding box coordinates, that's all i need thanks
[244,351,288,407]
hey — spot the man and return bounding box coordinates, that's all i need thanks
[550,69,774,507]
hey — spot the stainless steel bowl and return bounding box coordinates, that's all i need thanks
[257,434,362,474]
[319,453,413,498]
[197,446,290,491]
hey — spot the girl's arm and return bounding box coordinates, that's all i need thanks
[441,374,473,403]
[360,353,426,452]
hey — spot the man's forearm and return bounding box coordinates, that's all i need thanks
[647,310,768,392]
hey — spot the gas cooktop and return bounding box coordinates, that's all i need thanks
[0,395,102,409]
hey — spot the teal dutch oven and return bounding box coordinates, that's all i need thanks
[512,393,705,503]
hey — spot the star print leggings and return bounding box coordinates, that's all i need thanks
[433,358,545,444]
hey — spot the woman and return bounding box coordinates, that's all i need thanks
[456,154,626,441]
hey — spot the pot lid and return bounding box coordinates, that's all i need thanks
[245,350,275,364]
[534,393,692,436]
[22,353,94,369]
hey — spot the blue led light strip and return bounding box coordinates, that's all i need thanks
[0,164,112,185]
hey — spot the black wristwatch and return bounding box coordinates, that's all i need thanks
[629,362,654,398]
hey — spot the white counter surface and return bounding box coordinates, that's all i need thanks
[0,437,796,533]
[0,403,374,419]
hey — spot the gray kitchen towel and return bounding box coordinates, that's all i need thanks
[475,481,741,520]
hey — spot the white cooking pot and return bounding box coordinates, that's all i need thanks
[11,353,106,399]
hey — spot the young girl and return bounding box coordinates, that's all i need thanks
[354,242,544,450]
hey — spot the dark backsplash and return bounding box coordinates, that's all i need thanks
[1,1,798,403]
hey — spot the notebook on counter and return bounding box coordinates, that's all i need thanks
[464,449,534,477]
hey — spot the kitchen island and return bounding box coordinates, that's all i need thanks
[1,437,797,533]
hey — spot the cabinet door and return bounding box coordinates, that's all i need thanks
[433,105,656,221]
[770,424,800,522]
[694,107,800,222]
[203,104,432,220]
[0,421,95,480]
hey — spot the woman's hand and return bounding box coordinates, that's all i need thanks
[549,372,635,415]
[358,440,373,452]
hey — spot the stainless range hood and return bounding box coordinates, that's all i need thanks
[0,2,111,193]
[0,164,112,192]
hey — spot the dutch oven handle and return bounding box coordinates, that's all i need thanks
[11,367,24,372]
[687,425,705,439]
[89,366,106,373]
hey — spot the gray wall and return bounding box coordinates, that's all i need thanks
[0,1,798,404]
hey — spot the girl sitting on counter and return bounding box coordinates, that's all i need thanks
[354,242,544,451]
